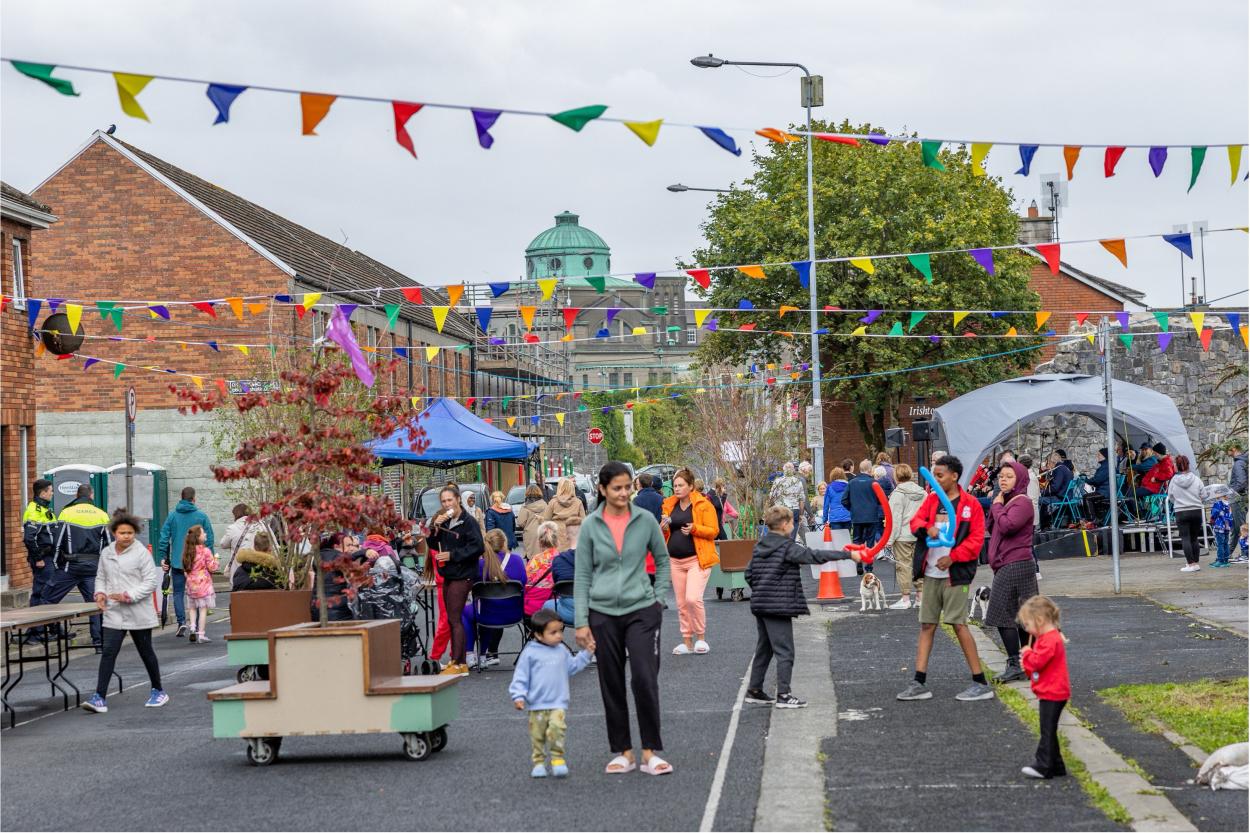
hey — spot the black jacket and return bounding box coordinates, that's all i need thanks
[746,532,845,618]
[428,511,486,582]
[705,490,726,539]
[311,547,363,621]
[841,474,880,523]
[634,487,664,523]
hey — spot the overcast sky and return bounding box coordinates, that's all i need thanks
[2,0,1247,311]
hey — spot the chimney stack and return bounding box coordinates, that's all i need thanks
[1018,200,1055,245]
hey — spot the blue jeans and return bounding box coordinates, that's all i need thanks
[43,561,102,644]
[170,569,186,626]
[541,596,575,626]
[1214,531,1231,564]
[27,556,56,606]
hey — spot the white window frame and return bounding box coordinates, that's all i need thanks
[11,237,26,310]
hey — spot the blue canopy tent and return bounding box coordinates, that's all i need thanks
[368,397,538,469]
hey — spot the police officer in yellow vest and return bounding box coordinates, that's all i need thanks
[46,483,111,649]
[22,479,57,607]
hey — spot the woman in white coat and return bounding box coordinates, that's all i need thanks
[82,512,169,713]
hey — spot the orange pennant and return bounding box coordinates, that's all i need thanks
[1099,239,1128,268]
[300,93,337,135]
[247,302,268,315]
[226,297,244,319]
[755,127,800,143]
[520,306,537,330]
[1063,146,1081,180]
[445,284,464,308]
[779,305,799,318]
[1035,311,1052,331]
[737,265,766,279]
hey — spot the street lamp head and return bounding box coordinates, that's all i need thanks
[690,54,726,69]
[666,183,689,192]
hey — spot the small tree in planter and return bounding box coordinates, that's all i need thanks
[172,347,429,624]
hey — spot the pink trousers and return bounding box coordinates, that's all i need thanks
[670,557,711,638]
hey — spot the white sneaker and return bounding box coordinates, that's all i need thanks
[480,654,500,668]
[466,651,478,667]
[1180,564,1201,573]
[888,597,912,610]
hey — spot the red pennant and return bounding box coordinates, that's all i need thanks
[401,287,423,304]
[296,305,308,319]
[523,333,539,344]
[962,331,977,337]
[625,402,635,409]
[740,323,757,331]
[1035,243,1061,275]
[1075,312,1090,326]
[814,134,860,146]
[1104,146,1126,178]
[1,295,9,313]
[1199,328,1213,352]
[686,269,711,289]
[562,308,580,329]
[465,397,476,408]
[392,101,424,158]
[191,301,217,318]
[765,377,776,385]
[214,378,228,397]
[56,353,74,361]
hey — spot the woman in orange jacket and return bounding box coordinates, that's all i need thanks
[661,468,720,655]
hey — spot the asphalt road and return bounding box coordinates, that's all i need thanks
[1,589,768,832]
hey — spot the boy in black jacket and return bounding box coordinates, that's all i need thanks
[745,505,851,708]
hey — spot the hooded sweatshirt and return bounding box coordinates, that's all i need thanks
[1167,470,1205,511]
[886,480,927,545]
[156,499,215,570]
[485,503,517,549]
[987,461,1036,571]
[823,480,851,524]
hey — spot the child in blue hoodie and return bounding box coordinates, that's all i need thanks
[509,608,594,778]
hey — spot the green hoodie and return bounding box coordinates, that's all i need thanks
[574,502,671,628]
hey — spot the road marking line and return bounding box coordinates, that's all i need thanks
[699,658,752,833]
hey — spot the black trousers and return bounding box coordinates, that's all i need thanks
[1174,509,1203,565]
[589,602,663,753]
[97,627,162,697]
[748,615,795,694]
[1035,699,1067,777]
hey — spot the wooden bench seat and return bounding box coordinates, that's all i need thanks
[208,681,274,701]
[368,675,459,696]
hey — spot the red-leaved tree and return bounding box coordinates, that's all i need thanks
[172,350,430,624]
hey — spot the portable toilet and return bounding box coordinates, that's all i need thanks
[105,462,169,548]
[43,464,108,514]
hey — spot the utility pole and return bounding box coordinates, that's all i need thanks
[1101,316,1121,593]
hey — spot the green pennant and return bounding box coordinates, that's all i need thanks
[97,301,115,320]
[502,396,512,410]
[384,303,401,331]
[113,364,124,379]
[586,276,606,293]
[888,321,905,336]
[1188,146,1207,192]
[549,105,608,132]
[1153,311,1170,332]
[108,309,123,331]
[1119,333,1134,349]
[666,325,681,332]
[908,311,927,331]
[577,404,587,412]
[268,345,277,358]
[651,306,668,315]
[906,253,933,284]
[12,61,79,96]
[921,140,945,171]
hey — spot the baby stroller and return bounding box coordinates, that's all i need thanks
[352,558,426,674]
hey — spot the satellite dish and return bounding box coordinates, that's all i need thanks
[39,312,85,355]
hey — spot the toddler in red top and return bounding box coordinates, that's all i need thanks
[1018,595,1070,779]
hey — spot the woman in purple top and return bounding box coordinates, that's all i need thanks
[464,529,528,668]
[983,460,1038,683]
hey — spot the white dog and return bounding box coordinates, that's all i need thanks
[969,586,992,621]
[859,573,886,612]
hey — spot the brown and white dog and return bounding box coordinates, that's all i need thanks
[859,572,886,612]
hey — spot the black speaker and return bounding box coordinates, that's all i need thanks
[884,428,905,448]
[912,420,936,441]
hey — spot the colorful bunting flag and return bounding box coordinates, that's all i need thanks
[631,326,647,336]
[114,364,124,379]
[26,298,42,332]
[300,92,336,135]
[1189,312,1205,333]
[550,105,607,132]
[756,127,799,143]
[737,300,754,310]
[1119,333,1134,349]
[506,417,516,428]
[850,326,867,337]
[1241,326,1249,349]
[634,273,656,290]
[475,307,492,331]
[1226,312,1241,333]
[392,101,424,157]
[114,73,154,120]
[595,328,610,339]
[148,305,170,320]
[1157,332,1172,352]
[1015,145,1038,176]
[555,412,565,426]
[694,309,712,328]
[393,346,409,359]
[427,306,447,333]
[1188,146,1207,192]
[226,297,244,319]
[1099,239,1128,268]
[970,143,991,176]
[65,303,82,334]
[424,345,439,362]
[1104,146,1126,177]
[887,321,904,337]
[1164,233,1193,258]
[1063,146,1081,180]
[969,248,995,275]
[488,282,510,298]
[1229,146,1244,185]
[247,302,267,315]
[12,61,78,96]
[236,344,250,356]
[537,278,558,301]
[206,83,246,124]
[791,261,811,289]
[207,340,219,352]
[921,140,944,170]
[849,258,875,275]
[189,301,215,318]
[687,269,711,289]
[562,308,580,329]
[739,323,757,331]
[520,306,537,330]
[1147,146,1168,177]
[908,311,927,331]
[779,305,799,318]
[906,253,933,284]
[445,285,464,307]
[1074,312,1090,326]
[302,292,322,311]
[1035,311,1051,331]
[1035,243,1061,275]
[1199,329,1213,352]
[699,127,741,156]
[1005,326,1018,338]
[953,311,970,327]
[624,119,662,146]
[585,276,606,293]
[860,310,882,325]
[606,308,622,324]
[472,109,501,149]
[398,287,423,305]
[1153,311,1170,332]
[738,265,766,279]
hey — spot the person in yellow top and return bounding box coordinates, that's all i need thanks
[22,479,57,608]
[46,484,112,650]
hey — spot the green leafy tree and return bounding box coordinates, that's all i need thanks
[583,392,646,468]
[692,119,1041,451]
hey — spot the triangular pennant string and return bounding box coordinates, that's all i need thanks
[431,306,450,333]
[488,282,510,298]
[65,303,82,334]
[1229,146,1244,185]
[562,308,580,329]
[790,261,811,288]
[699,127,741,156]
[1035,243,1061,275]
[1063,146,1081,180]
[445,285,464,308]
[1148,146,1168,177]
[970,143,991,176]
[1152,311,1170,332]
[921,140,944,170]
[1099,239,1128,268]
[1199,329,1213,352]
[226,297,244,319]
[687,269,711,289]
[849,258,875,275]
[520,306,537,330]
[907,311,927,331]
[953,311,970,327]
[392,101,424,157]
[1015,145,1038,176]
[1157,332,1173,352]
[633,273,656,290]
[11,62,79,96]
[738,265,766,279]
[476,307,493,331]
[1104,146,1126,177]
[300,92,337,135]
[906,253,932,283]
[472,109,501,149]
[384,304,401,330]
[549,105,607,132]
[1164,233,1193,258]
[1188,146,1207,192]
[113,73,154,120]
[585,276,606,293]
[1189,312,1205,333]
[1035,311,1052,331]
[969,248,995,275]
[694,308,712,328]
[624,119,662,146]
[537,278,558,301]
[206,83,246,124]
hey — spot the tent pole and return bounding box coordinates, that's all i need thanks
[1101,316,1121,593]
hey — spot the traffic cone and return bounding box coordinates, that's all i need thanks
[823,525,833,544]
[816,564,845,601]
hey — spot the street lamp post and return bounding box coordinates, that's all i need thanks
[666,183,731,193]
[691,53,825,475]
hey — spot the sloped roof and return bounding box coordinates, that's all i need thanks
[1024,248,1146,306]
[1,180,54,214]
[99,135,473,340]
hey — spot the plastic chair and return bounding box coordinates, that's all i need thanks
[1049,477,1086,529]
[471,580,527,672]
[1102,474,1130,526]
[551,580,574,599]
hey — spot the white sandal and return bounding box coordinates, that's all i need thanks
[605,754,636,774]
[694,640,710,654]
[640,754,673,775]
[672,643,691,655]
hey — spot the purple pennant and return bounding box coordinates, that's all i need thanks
[738,299,754,310]
[46,298,64,312]
[1015,145,1039,176]
[148,305,170,319]
[1226,312,1241,332]
[1148,146,1168,177]
[338,303,357,321]
[969,248,995,275]
[108,336,123,342]
[26,298,42,331]
[326,304,374,387]
[1163,233,1193,258]
[1157,332,1172,352]
[799,363,809,371]
[929,335,941,343]
[791,261,811,289]
[859,310,882,325]
[1115,311,1130,330]
[705,318,718,331]
[83,358,99,370]
[867,133,890,146]
[606,308,621,324]
[472,109,501,149]
[602,407,611,415]
[633,273,656,290]
[489,337,506,345]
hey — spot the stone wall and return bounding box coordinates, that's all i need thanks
[1017,318,1247,483]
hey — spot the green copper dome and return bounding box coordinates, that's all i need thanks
[525,211,630,286]
[525,211,610,256]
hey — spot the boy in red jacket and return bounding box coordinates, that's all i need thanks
[1018,595,1070,779]
[897,455,993,703]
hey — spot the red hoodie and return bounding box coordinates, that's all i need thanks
[1140,455,1174,495]
[1021,629,1070,701]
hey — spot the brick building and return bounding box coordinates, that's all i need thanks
[28,130,476,523]
[1,182,57,592]
[819,205,1145,473]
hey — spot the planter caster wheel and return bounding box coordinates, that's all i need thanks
[430,726,447,753]
[246,737,280,766]
[402,732,433,761]
[418,659,439,675]
[730,589,745,602]
[715,588,724,600]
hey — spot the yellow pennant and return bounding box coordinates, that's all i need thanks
[445,285,464,308]
[520,306,537,330]
[791,372,801,380]
[302,292,321,310]
[1230,145,1244,185]
[1189,312,1205,333]
[694,308,712,328]
[235,345,250,356]
[361,345,376,354]
[556,392,566,400]
[1085,333,1096,345]
[1005,326,1018,338]
[537,278,558,301]
[953,311,970,327]
[1035,311,1052,331]
[766,363,776,370]
[779,305,799,317]
[631,326,647,336]
[555,412,566,426]
[227,297,244,319]
[851,325,867,336]
[425,345,439,362]
[65,303,83,334]
[247,302,267,315]
[113,73,154,121]
[738,265,766,279]
[560,332,574,342]
[778,331,794,339]
[432,306,450,333]
[624,119,663,146]
[849,258,875,275]
[191,376,203,389]
[506,416,516,428]
[1241,326,1248,348]
[410,396,422,409]
[970,142,992,176]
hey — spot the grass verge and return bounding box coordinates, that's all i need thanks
[1098,677,1249,755]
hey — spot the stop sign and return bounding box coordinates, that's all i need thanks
[587,427,604,445]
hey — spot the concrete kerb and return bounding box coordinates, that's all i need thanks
[967,625,1197,833]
